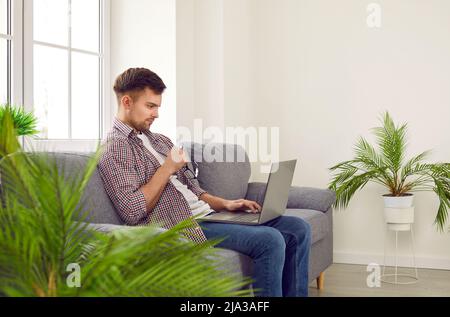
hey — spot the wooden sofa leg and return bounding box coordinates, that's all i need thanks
[316,272,324,290]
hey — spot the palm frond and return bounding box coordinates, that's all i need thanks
[329,161,360,190]
[64,223,253,297]
[400,151,432,182]
[332,170,380,210]
[353,137,393,188]
[372,112,407,176]
[0,107,21,156]
[432,175,450,232]
[354,137,384,169]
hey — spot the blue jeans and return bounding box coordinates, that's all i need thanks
[200,216,311,297]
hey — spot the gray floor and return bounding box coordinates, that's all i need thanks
[308,263,450,297]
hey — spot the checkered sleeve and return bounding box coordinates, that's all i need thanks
[186,178,207,198]
[98,140,148,225]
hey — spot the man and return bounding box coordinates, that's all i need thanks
[98,68,311,297]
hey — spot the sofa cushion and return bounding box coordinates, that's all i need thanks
[182,143,251,200]
[214,248,254,280]
[284,209,330,244]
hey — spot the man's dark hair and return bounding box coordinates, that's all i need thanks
[113,68,166,103]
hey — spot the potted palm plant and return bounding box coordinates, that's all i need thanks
[328,112,450,231]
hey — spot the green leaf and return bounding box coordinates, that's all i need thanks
[0,104,39,137]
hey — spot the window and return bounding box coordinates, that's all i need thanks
[22,0,110,150]
[0,0,11,104]
[27,0,106,141]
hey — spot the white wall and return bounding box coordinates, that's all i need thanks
[177,0,450,269]
[176,0,225,146]
[110,0,176,140]
[175,0,195,133]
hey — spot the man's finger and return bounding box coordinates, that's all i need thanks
[247,201,260,212]
[245,201,258,213]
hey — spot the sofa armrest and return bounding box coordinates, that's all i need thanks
[245,182,336,213]
[287,186,336,212]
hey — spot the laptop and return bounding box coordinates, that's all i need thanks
[199,160,297,225]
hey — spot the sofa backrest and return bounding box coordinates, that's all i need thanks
[0,152,123,225]
[1,144,252,225]
[182,143,251,200]
[47,152,124,225]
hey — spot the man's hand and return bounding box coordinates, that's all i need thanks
[162,146,187,174]
[141,145,187,212]
[224,199,262,213]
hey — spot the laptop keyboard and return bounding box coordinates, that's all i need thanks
[232,213,260,222]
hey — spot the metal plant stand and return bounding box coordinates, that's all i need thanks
[380,222,419,285]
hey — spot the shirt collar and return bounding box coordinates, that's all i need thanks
[113,117,155,140]
[113,117,141,137]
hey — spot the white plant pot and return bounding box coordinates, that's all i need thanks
[383,194,414,231]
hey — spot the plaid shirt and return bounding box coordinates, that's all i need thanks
[98,118,208,244]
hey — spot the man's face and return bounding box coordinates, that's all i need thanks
[124,88,161,132]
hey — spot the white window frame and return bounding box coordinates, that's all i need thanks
[21,0,111,152]
[0,0,23,106]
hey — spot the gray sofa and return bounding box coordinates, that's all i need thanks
[46,143,336,292]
